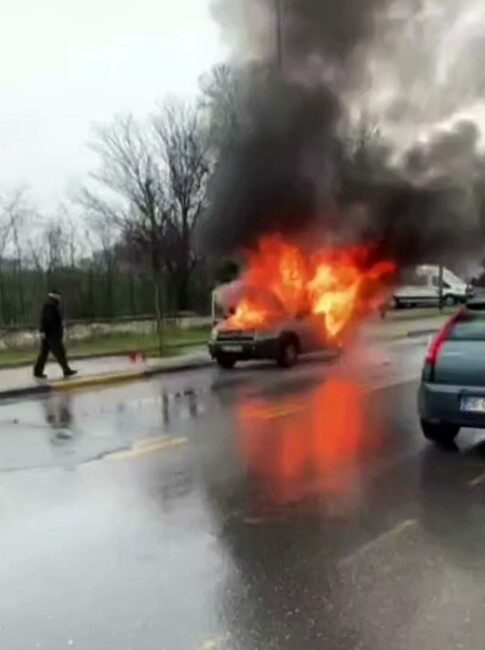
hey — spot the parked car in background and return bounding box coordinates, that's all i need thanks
[393,265,473,308]
[419,299,485,444]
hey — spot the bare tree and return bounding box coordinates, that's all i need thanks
[84,216,120,316]
[81,114,169,352]
[0,202,11,324]
[153,101,210,310]
[56,204,86,270]
[199,64,241,147]
[0,189,33,321]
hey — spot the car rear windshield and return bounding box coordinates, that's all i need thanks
[448,312,485,341]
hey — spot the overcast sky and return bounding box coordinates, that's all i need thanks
[0,0,223,208]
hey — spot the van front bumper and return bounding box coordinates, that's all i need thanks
[208,338,280,361]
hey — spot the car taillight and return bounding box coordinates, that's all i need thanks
[423,309,463,381]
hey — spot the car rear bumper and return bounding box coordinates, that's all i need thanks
[419,381,485,428]
[208,338,280,361]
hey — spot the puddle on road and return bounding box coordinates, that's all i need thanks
[0,340,417,476]
[0,383,208,473]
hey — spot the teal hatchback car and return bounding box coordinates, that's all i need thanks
[419,299,485,444]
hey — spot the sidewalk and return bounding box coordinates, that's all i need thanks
[0,313,448,401]
[0,348,211,400]
[363,313,448,341]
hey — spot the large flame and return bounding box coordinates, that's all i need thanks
[224,235,396,339]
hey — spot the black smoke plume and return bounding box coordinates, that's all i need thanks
[203,0,485,268]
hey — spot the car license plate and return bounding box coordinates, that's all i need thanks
[460,396,485,413]
[221,345,243,353]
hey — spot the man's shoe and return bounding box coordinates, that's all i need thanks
[64,369,78,378]
[34,373,47,380]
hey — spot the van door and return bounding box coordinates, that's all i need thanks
[429,275,444,304]
[395,269,437,305]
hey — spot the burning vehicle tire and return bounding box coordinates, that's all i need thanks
[277,336,299,368]
[215,354,237,370]
[420,420,460,445]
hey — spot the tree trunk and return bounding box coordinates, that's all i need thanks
[0,273,4,326]
[105,268,114,317]
[168,265,191,312]
[175,270,190,312]
[153,272,164,356]
[129,273,136,316]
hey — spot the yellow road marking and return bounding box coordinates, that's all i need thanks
[243,403,304,421]
[469,472,485,487]
[109,436,188,461]
[52,370,144,392]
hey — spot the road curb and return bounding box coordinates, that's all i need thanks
[0,383,52,401]
[370,325,440,342]
[51,368,149,392]
[406,328,438,338]
[52,358,214,392]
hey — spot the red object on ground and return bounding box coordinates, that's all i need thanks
[128,351,146,363]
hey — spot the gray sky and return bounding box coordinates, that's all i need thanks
[0,0,222,208]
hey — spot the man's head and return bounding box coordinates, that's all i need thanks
[48,290,62,304]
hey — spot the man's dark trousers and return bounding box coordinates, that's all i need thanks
[34,337,70,376]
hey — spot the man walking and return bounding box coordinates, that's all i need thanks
[34,291,77,379]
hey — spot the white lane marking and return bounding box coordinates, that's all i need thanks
[338,518,418,567]
[469,472,485,487]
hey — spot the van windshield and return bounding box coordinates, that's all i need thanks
[443,272,464,286]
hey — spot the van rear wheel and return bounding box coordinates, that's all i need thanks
[421,419,459,445]
[444,295,457,307]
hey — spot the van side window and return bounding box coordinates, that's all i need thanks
[403,270,427,286]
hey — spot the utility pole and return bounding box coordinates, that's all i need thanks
[274,0,283,71]
[438,264,444,312]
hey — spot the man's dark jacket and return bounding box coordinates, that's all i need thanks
[39,298,63,339]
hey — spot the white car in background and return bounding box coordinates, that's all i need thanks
[392,265,473,308]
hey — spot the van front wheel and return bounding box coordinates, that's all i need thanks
[216,355,236,370]
[421,420,459,445]
[277,338,299,368]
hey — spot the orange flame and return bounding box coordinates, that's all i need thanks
[228,297,269,330]
[225,235,395,338]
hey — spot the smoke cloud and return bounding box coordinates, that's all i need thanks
[203,0,485,269]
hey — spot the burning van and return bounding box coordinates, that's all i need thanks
[209,282,331,368]
[208,235,396,369]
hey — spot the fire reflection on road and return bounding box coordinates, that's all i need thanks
[236,377,379,520]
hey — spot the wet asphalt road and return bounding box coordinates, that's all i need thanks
[1,338,485,650]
